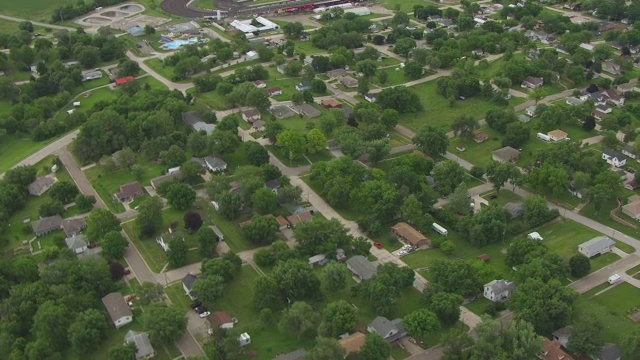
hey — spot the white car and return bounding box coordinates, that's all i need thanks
[199,311,211,318]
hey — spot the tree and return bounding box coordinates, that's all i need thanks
[307,128,327,154]
[249,188,276,214]
[75,194,96,212]
[569,316,605,357]
[39,199,64,217]
[218,191,242,220]
[197,226,218,258]
[19,21,34,32]
[523,194,555,226]
[283,21,304,39]
[142,304,187,344]
[428,292,463,326]
[394,37,417,58]
[246,142,270,166]
[360,333,391,360]
[166,183,196,211]
[449,183,470,215]
[404,309,441,338]
[193,275,225,305]
[433,160,466,195]
[278,301,320,338]
[470,318,543,360]
[49,181,78,204]
[356,59,378,78]
[272,259,321,301]
[101,231,128,260]
[180,160,204,183]
[4,165,36,190]
[184,211,203,231]
[485,161,518,194]
[136,196,163,237]
[277,185,303,204]
[401,194,423,224]
[509,278,578,334]
[167,237,188,268]
[321,262,349,292]
[33,300,71,351]
[430,259,482,296]
[583,115,596,131]
[569,253,591,278]
[450,114,479,139]
[404,60,424,79]
[528,88,544,104]
[505,239,548,268]
[68,309,107,354]
[243,215,279,245]
[306,337,345,360]
[502,122,530,148]
[161,145,186,167]
[312,79,327,93]
[86,208,121,241]
[621,328,640,360]
[377,86,423,113]
[320,300,358,337]
[277,129,306,160]
[414,125,448,156]
[294,217,353,255]
[441,328,474,360]
[137,281,165,305]
[108,344,136,360]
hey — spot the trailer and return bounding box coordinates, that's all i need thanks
[432,223,448,236]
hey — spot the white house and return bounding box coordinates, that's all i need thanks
[102,292,133,328]
[367,316,406,342]
[204,156,227,172]
[526,105,537,117]
[578,236,615,258]
[238,332,251,346]
[483,279,516,302]
[602,148,627,167]
[156,230,184,252]
[364,93,377,103]
[245,50,260,61]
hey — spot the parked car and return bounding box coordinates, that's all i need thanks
[373,242,383,249]
[199,311,211,318]
[195,306,208,314]
[191,301,202,309]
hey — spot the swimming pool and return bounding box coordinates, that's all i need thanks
[162,39,198,50]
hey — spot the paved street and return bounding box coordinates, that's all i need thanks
[57,146,107,209]
[569,254,640,293]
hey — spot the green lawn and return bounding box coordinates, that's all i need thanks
[294,41,327,56]
[1,0,76,21]
[137,74,170,90]
[383,0,432,11]
[399,80,525,132]
[266,145,311,168]
[301,175,361,221]
[574,283,640,343]
[194,89,232,110]
[627,264,640,275]
[581,198,640,243]
[373,67,429,87]
[464,298,494,317]
[165,282,193,312]
[143,58,177,82]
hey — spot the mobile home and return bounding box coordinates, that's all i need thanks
[432,223,448,236]
[537,133,551,142]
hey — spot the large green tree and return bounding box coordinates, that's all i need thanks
[413,125,449,156]
[278,301,320,339]
[568,316,605,357]
[167,237,188,268]
[192,275,225,305]
[251,188,278,214]
[403,309,441,338]
[242,215,279,245]
[101,231,128,260]
[67,309,108,354]
[319,300,358,337]
[197,226,218,258]
[360,333,391,360]
[321,261,350,292]
[305,337,345,360]
[136,196,163,237]
[141,304,187,343]
[86,208,121,241]
[166,183,196,210]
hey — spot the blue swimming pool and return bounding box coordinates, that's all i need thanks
[162,39,198,49]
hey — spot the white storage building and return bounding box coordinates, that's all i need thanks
[230,17,279,34]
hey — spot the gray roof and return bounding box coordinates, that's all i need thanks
[598,343,622,360]
[102,292,132,323]
[191,157,207,167]
[580,236,615,254]
[82,70,102,80]
[484,279,516,294]
[65,234,88,251]
[183,273,197,291]
[204,156,227,169]
[517,114,530,123]
[150,171,182,188]
[368,316,406,341]
[327,68,346,78]
[62,217,87,238]
[492,146,520,161]
[274,348,308,360]
[193,122,216,135]
[346,255,377,280]
[504,202,524,219]
[32,215,63,235]
[308,254,326,264]
[623,144,636,155]
[293,104,321,118]
[603,148,626,160]
[552,325,572,339]
[182,111,203,126]
[265,179,281,189]
[29,176,55,194]
[271,106,295,118]
[124,330,155,359]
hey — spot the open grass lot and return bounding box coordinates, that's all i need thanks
[1,0,76,21]
[84,159,167,213]
[137,74,170,89]
[194,89,232,110]
[144,58,178,82]
[581,198,640,246]
[373,67,429,87]
[383,0,432,11]
[294,41,327,56]
[463,298,494,317]
[399,80,525,132]
[574,283,640,343]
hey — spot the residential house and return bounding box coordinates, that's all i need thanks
[242,109,261,123]
[622,144,637,159]
[548,129,568,141]
[265,179,281,193]
[252,120,265,131]
[492,146,520,163]
[364,93,377,103]
[308,254,328,267]
[504,202,524,219]
[28,176,55,196]
[208,311,235,329]
[539,338,574,360]
[270,105,295,119]
[150,172,182,190]
[115,182,144,202]
[124,330,155,359]
[274,349,307,360]
[320,99,343,108]
[602,60,621,75]
[32,215,63,237]
[581,91,607,106]
[102,292,133,328]
[617,80,636,93]
[596,104,612,114]
[274,216,288,230]
[602,148,627,167]
[65,234,88,254]
[622,196,640,220]
[339,332,366,355]
[474,131,489,143]
[552,326,572,347]
[204,156,227,172]
[593,343,622,360]
[156,229,185,252]
[293,103,321,118]
[81,70,103,81]
[483,279,516,302]
[286,210,314,227]
[569,182,587,199]
[62,217,87,238]
[391,222,430,247]
[339,76,358,88]
[526,105,537,117]
[521,76,544,89]
[266,87,283,97]
[605,89,625,107]
[346,255,377,281]
[295,81,312,91]
[566,97,585,106]
[367,316,406,342]
[192,121,216,135]
[593,109,609,121]
[182,273,197,300]
[254,80,266,88]
[182,111,216,135]
[276,64,287,74]
[327,68,346,78]
[578,236,616,258]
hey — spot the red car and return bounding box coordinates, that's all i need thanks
[123,268,131,275]
[373,242,383,249]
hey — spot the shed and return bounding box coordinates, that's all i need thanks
[308,254,328,267]
[208,311,235,329]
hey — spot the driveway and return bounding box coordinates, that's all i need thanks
[569,254,640,293]
[57,146,107,209]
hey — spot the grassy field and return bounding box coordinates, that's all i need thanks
[574,283,640,343]
[1,0,76,21]
[581,198,640,244]
[383,0,432,11]
[143,58,178,82]
[294,41,327,56]
[399,80,525,132]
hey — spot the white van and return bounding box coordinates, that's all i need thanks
[432,223,448,236]
[608,274,621,284]
[537,133,551,142]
